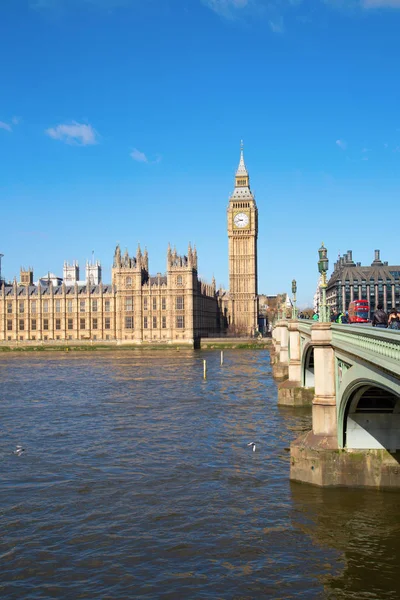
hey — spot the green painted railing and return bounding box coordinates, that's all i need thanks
[297,321,313,335]
[332,324,400,375]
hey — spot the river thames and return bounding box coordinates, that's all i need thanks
[0,349,399,599]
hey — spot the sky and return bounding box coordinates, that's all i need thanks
[1,0,400,306]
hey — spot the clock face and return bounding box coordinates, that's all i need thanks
[233,212,249,228]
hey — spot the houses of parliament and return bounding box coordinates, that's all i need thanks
[0,146,259,345]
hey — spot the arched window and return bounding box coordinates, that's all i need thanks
[126,276,132,287]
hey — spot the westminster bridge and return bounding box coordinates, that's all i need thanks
[272,318,400,489]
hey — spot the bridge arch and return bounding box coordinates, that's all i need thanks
[301,343,315,388]
[339,380,400,451]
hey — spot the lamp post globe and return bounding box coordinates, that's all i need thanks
[318,243,329,322]
[291,279,297,319]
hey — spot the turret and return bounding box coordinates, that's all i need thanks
[143,248,149,271]
[192,245,198,270]
[113,245,121,268]
[123,248,130,267]
[19,267,33,287]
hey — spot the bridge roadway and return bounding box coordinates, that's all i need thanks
[271,319,400,489]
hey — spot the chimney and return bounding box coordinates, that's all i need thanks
[372,249,383,265]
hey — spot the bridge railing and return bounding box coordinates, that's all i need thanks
[297,320,313,335]
[331,324,400,376]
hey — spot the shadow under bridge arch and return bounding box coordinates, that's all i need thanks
[341,383,400,451]
[301,343,314,389]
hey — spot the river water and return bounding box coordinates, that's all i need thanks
[0,350,399,599]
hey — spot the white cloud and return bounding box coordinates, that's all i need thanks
[203,0,249,18]
[0,117,20,132]
[0,121,12,132]
[45,121,98,145]
[130,148,148,163]
[269,17,284,32]
[130,148,162,164]
[336,139,347,150]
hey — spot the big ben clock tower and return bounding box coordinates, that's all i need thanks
[227,142,258,334]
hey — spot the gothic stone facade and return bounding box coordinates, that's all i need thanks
[222,144,259,335]
[0,145,259,343]
[0,244,221,345]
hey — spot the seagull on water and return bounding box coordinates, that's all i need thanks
[247,442,257,452]
[13,445,25,456]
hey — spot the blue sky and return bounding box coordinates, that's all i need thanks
[1,0,400,305]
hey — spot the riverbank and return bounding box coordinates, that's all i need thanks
[200,337,271,349]
[0,338,271,352]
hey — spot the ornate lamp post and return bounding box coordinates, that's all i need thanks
[318,243,329,322]
[291,279,297,320]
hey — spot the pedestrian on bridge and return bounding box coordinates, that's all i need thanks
[388,308,400,330]
[372,304,388,328]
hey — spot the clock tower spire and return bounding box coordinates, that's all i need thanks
[235,140,250,188]
[227,142,258,335]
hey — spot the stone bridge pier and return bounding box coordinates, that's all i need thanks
[270,319,288,380]
[272,319,400,489]
[275,320,314,407]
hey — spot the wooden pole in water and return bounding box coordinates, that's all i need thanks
[203,359,207,379]
[221,350,224,365]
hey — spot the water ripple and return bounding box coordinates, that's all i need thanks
[0,350,398,599]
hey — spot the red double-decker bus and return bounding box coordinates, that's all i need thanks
[348,300,370,323]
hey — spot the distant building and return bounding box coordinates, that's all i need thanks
[313,275,322,314]
[19,267,34,287]
[63,259,102,286]
[326,249,400,314]
[36,273,63,287]
[258,294,278,333]
[86,260,102,285]
[63,261,79,285]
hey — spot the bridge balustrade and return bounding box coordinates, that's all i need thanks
[272,319,400,488]
[331,324,400,372]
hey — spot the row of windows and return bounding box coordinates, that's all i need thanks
[5,296,186,313]
[232,202,250,208]
[339,281,400,287]
[7,316,186,331]
[7,318,112,331]
[125,276,184,287]
[141,316,184,329]
[133,297,185,310]
[6,300,112,314]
